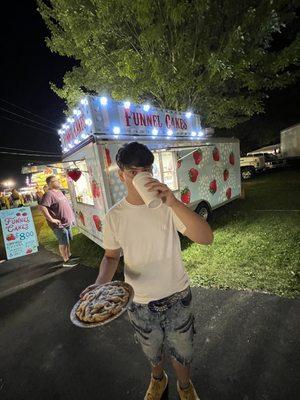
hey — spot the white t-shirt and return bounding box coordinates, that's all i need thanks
[103,198,190,304]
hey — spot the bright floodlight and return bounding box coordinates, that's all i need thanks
[100,97,108,106]
[167,129,173,136]
[191,131,197,137]
[124,101,131,109]
[2,180,15,187]
[113,126,121,135]
[143,104,150,112]
[186,111,192,119]
[85,119,92,126]
[152,128,158,135]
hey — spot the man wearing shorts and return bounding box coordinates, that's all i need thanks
[80,142,214,399]
[40,175,79,267]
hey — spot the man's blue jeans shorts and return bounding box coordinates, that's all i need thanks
[127,287,196,367]
[53,226,73,246]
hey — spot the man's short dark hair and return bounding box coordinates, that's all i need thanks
[116,142,154,170]
[46,175,55,185]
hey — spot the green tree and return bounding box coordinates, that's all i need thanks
[38,0,300,128]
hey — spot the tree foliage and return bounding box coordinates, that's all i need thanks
[38,0,300,128]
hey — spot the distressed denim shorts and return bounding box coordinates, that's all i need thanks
[127,287,196,367]
[52,226,73,245]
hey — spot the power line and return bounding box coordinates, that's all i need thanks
[0,115,58,136]
[0,106,57,131]
[0,97,60,128]
[0,146,60,155]
[0,150,61,158]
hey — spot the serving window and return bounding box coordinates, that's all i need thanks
[72,160,94,205]
[153,151,178,191]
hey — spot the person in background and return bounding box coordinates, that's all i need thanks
[36,187,44,205]
[10,189,24,208]
[39,175,79,267]
[0,194,10,210]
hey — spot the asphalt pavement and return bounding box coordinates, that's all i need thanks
[0,248,299,400]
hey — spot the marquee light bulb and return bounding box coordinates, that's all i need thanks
[100,97,108,106]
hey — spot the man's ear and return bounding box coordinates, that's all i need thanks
[118,169,125,182]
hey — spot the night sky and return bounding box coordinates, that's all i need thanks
[0,1,75,187]
[0,1,299,188]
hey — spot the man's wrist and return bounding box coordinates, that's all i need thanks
[170,198,183,209]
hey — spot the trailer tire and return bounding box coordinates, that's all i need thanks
[241,167,255,180]
[195,202,212,221]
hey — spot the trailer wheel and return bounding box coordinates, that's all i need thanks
[195,202,211,221]
[241,167,254,180]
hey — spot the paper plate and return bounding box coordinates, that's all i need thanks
[70,281,134,328]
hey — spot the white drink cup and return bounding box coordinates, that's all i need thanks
[132,172,162,209]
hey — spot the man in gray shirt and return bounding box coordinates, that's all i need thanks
[40,175,79,267]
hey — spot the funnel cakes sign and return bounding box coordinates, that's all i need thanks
[0,207,38,260]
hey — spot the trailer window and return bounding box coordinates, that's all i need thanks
[72,160,94,206]
[152,151,178,191]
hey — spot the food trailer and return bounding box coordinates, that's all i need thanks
[58,96,241,247]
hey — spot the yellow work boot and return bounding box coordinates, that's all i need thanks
[144,370,168,400]
[177,380,200,400]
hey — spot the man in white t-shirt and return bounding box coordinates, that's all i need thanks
[80,142,213,400]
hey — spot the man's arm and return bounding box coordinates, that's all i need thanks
[80,248,121,298]
[39,205,61,226]
[171,199,214,245]
[95,249,121,285]
[145,178,214,245]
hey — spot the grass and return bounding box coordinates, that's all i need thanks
[1,167,299,298]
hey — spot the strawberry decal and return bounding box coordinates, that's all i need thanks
[181,187,191,204]
[105,148,112,167]
[26,248,33,254]
[209,179,217,194]
[212,147,220,161]
[22,212,27,216]
[193,150,202,165]
[92,180,101,198]
[16,212,21,216]
[188,168,199,183]
[177,159,182,169]
[92,215,102,231]
[6,234,16,241]
[229,152,235,165]
[78,211,85,226]
[223,169,229,181]
[226,187,232,199]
